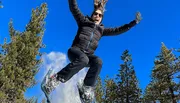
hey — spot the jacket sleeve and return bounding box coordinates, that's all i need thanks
[103,20,137,36]
[68,0,85,25]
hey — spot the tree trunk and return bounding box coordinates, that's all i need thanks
[169,87,176,103]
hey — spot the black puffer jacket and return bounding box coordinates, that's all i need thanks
[69,0,137,54]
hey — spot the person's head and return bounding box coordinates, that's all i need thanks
[91,9,103,25]
[92,0,107,25]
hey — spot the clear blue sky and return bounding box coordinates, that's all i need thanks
[0,0,180,98]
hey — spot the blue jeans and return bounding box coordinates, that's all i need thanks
[57,47,102,86]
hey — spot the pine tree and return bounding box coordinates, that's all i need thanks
[143,82,159,103]
[172,42,180,101]
[144,42,179,103]
[95,76,104,103]
[116,50,142,103]
[104,76,118,103]
[0,3,47,102]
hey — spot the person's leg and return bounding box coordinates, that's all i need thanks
[42,47,89,94]
[77,55,102,102]
[56,47,89,82]
[83,55,102,86]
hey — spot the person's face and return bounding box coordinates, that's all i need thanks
[92,9,103,25]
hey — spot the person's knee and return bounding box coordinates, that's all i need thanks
[80,56,89,66]
[95,58,103,66]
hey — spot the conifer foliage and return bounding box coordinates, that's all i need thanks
[0,3,47,103]
[144,42,179,103]
[116,50,142,103]
[95,50,142,103]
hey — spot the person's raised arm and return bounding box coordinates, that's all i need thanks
[68,0,85,25]
[103,12,142,36]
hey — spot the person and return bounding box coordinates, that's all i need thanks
[41,0,142,102]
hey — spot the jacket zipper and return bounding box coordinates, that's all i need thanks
[86,25,96,49]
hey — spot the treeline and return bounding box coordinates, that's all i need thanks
[0,2,180,103]
[95,43,180,103]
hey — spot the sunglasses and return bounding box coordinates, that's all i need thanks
[94,12,103,17]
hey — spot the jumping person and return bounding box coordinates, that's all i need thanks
[41,0,142,102]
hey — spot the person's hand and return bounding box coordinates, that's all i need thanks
[135,11,142,24]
